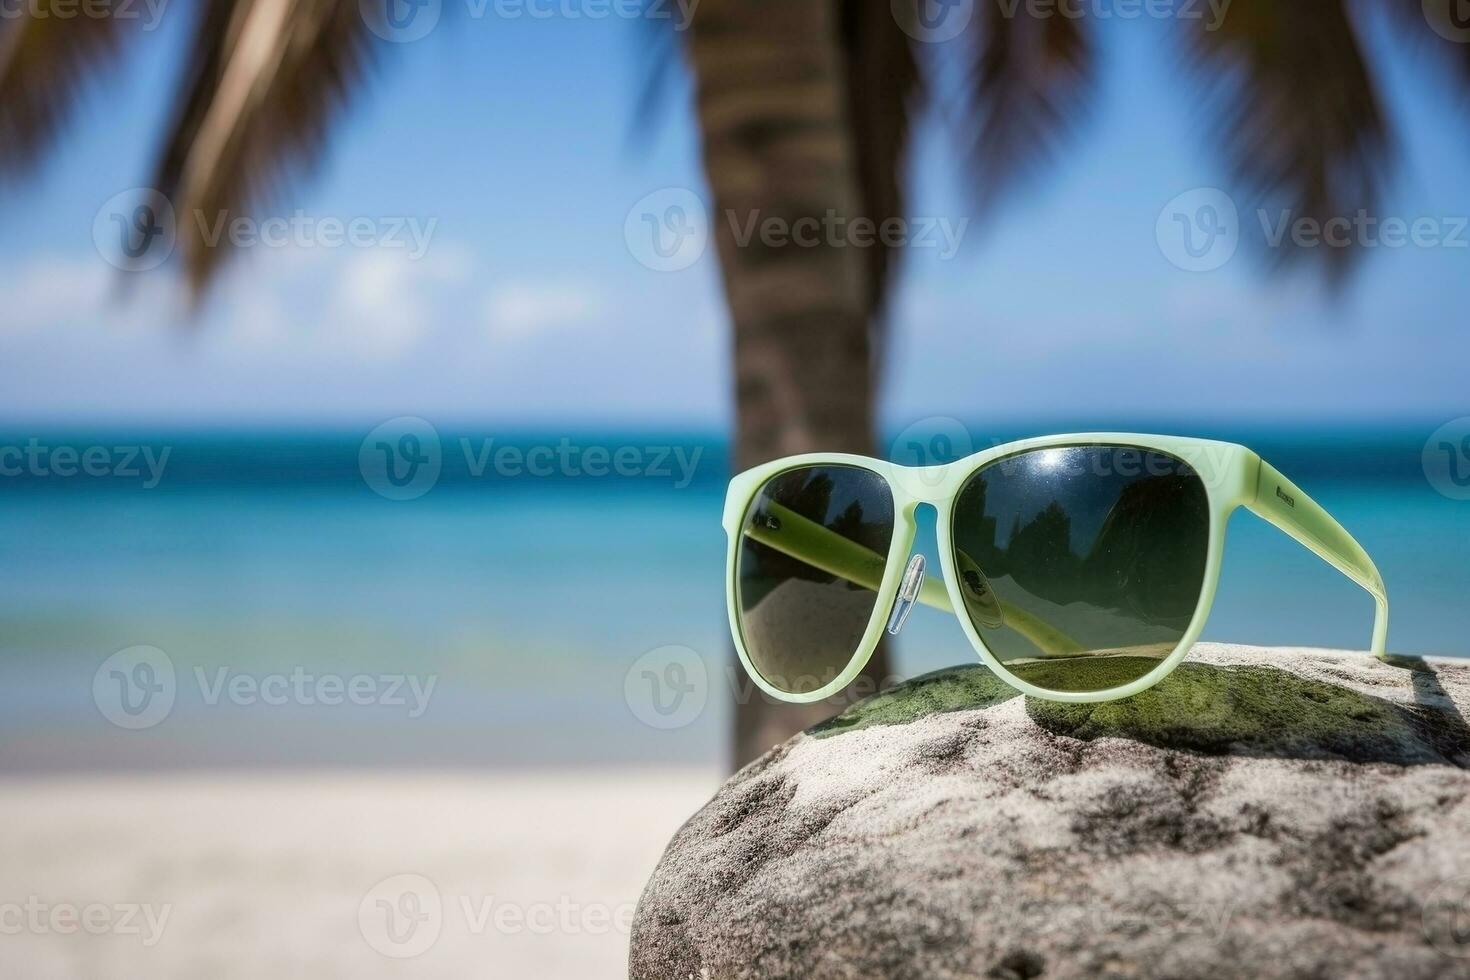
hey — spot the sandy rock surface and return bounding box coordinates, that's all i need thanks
[631,645,1470,979]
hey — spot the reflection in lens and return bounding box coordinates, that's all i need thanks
[950,447,1210,693]
[737,465,895,695]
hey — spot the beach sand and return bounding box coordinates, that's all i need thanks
[0,768,719,979]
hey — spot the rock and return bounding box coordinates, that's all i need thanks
[630,644,1470,980]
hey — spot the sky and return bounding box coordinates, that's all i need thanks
[0,4,1466,431]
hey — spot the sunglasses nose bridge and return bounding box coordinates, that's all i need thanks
[891,465,954,508]
[921,467,951,503]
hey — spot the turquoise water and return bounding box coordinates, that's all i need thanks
[1,427,1465,771]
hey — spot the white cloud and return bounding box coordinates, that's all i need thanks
[324,250,435,359]
[483,282,605,342]
[0,255,186,337]
[0,242,481,363]
[0,245,733,426]
[201,241,478,361]
[0,256,105,331]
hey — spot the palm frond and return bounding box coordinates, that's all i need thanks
[151,0,376,293]
[1183,0,1389,279]
[964,0,1095,211]
[628,3,684,150]
[0,3,131,173]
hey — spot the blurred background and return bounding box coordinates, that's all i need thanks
[1,0,1469,975]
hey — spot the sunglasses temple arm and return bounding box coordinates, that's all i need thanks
[742,502,955,612]
[743,503,1088,654]
[916,574,954,614]
[1246,456,1389,659]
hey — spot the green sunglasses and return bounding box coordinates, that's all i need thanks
[723,434,1388,704]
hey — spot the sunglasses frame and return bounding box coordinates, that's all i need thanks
[723,433,1389,705]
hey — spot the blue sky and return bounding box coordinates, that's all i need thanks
[0,6,1466,430]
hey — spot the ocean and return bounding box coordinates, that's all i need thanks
[0,425,1465,772]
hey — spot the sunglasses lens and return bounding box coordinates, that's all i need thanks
[736,465,895,695]
[950,447,1210,694]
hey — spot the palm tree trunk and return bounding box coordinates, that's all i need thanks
[685,0,889,768]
